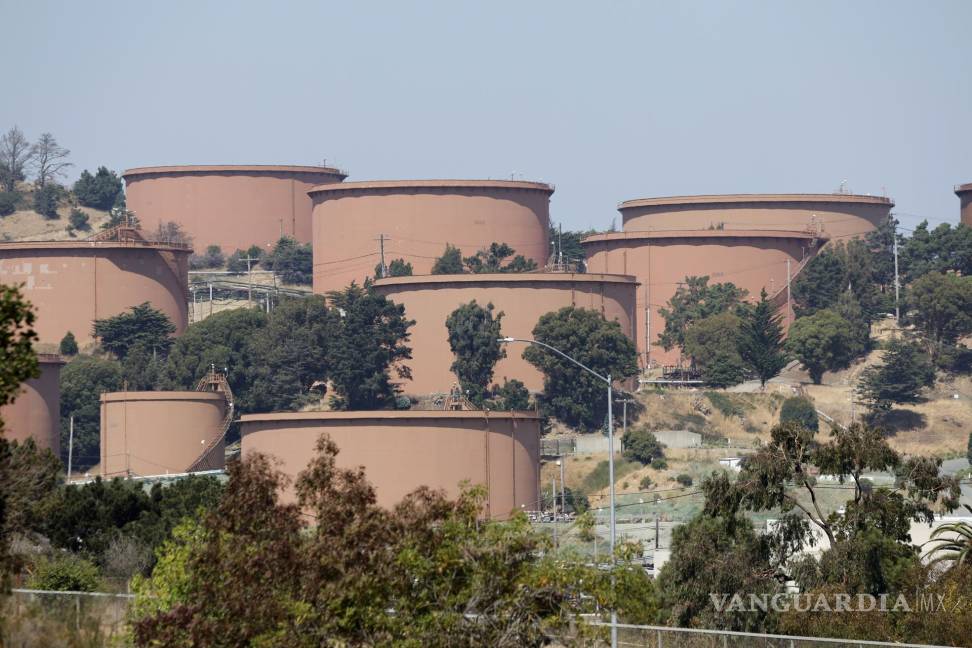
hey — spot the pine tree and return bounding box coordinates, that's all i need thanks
[445,301,505,406]
[856,338,935,414]
[430,244,464,274]
[738,289,787,387]
[58,331,78,356]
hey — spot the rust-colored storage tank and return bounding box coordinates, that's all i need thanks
[310,180,554,294]
[0,241,189,347]
[100,391,227,477]
[123,165,348,253]
[240,410,540,519]
[956,184,972,227]
[619,193,893,239]
[0,354,64,454]
[371,273,638,394]
[583,230,826,366]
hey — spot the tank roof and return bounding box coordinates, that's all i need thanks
[955,183,972,195]
[240,410,541,423]
[619,193,894,211]
[101,391,224,403]
[308,179,554,197]
[123,164,348,180]
[373,272,637,288]
[0,240,190,253]
[581,229,825,245]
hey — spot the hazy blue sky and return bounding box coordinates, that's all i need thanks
[2,0,969,231]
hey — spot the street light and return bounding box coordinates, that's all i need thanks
[498,336,618,647]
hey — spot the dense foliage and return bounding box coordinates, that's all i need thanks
[32,182,60,218]
[189,244,225,270]
[737,289,787,387]
[657,276,748,351]
[856,338,936,414]
[430,243,464,274]
[73,166,122,210]
[785,309,855,384]
[621,425,665,465]
[905,272,972,363]
[682,312,746,387]
[376,257,413,278]
[0,284,39,430]
[524,307,638,430]
[58,331,78,356]
[431,242,538,274]
[445,300,506,406]
[93,302,176,360]
[262,236,313,285]
[779,395,819,432]
[58,355,122,470]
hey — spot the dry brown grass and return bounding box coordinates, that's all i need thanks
[0,206,111,241]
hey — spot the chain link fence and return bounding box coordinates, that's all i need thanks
[1,588,133,647]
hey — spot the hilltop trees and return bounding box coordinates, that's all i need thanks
[262,236,313,285]
[779,395,818,432]
[738,289,787,387]
[73,166,123,210]
[445,300,506,406]
[431,242,538,274]
[524,307,637,430]
[29,132,72,189]
[93,302,176,360]
[326,283,414,410]
[0,126,33,192]
[906,272,972,362]
[59,356,122,470]
[856,338,935,415]
[657,276,748,351]
[682,311,746,387]
[785,309,854,384]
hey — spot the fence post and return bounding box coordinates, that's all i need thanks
[75,594,81,630]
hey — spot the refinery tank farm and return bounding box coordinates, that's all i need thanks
[0,161,966,519]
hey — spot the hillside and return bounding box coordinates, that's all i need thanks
[0,182,112,241]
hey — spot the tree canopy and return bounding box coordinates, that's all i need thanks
[856,338,935,414]
[59,355,122,470]
[92,302,176,361]
[657,276,748,351]
[0,284,39,430]
[445,300,506,406]
[262,236,313,285]
[906,272,972,362]
[73,166,122,210]
[737,289,787,387]
[785,309,854,384]
[682,312,746,387]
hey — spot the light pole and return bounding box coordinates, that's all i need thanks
[498,337,618,648]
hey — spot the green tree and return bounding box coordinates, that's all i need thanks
[68,207,90,231]
[246,296,337,412]
[0,191,18,216]
[622,425,665,465]
[833,289,871,359]
[445,300,506,406]
[93,302,176,360]
[906,272,972,362]
[28,554,101,592]
[375,257,413,278]
[59,355,122,470]
[162,307,267,416]
[32,182,60,218]
[326,283,414,410]
[924,505,972,568]
[491,378,530,411]
[524,307,638,431]
[779,395,818,432]
[738,289,787,387]
[430,243,464,274]
[900,221,972,282]
[73,166,122,210]
[856,338,935,414]
[263,236,313,284]
[657,276,748,351]
[785,309,854,384]
[464,242,538,273]
[226,245,263,273]
[58,331,78,356]
[0,284,39,430]
[189,244,225,270]
[682,312,746,387]
[792,250,846,317]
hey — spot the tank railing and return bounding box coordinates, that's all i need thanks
[187,367,235,473]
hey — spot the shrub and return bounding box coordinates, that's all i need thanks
[59,331,78,356]
[639,475,653,490]
[675,474,693,487]
[779,396,819,432]
[73,167,122,210]
[0,191,17,216]
[189,245,225,270]
[33,183,60,218]
[68,208,90,231]
[706,391,747,418]
[650,457,668,470]
[622,425,665,465]
[580,458,640,494]
[28,553,101,592]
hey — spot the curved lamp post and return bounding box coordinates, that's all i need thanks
[498,337,618,648]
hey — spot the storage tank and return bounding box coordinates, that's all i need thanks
[619,193,893,240]
[100,391,227,477]
[310,180,554,294]
[0,354,64,454]
[956,184,972,227]
[371,273,638,394]
[583,230,826,367]
[123,165,348,253]
[239,410,540,519]
[0,241,190,347]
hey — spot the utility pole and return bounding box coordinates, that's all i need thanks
[375,234,390,278]
[66,416,74,480]
[786,258,792,327]
[893,227,900,324]
[655,511,660,550]
[209,283,213,317]
[551,477,558,549]
[241,256,258,307]
[557,224,564,268]
[559,457,566,524]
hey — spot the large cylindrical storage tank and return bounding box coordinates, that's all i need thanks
[0,354,64,454]
[310,180,554,294]
[583,230,825,366]
[372,273,638,394]
[619,194,893,240]
[239,410,540,519]
[100,391,226,477]
[123,165,348,253]
[0,241,190,347]
[956,184,972,227]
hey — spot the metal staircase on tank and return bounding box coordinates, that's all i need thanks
[187,365,235,473]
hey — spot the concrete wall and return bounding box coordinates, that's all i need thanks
[583,230,821,366]
[100,391,226,477]
[0,241,189,347]
[123,165,347,253]
[619,194,893,240]
[372,273,638,394]
[0,355,64,454]
[956,184,972,227]
[311,180,553,294]
[240,410,541,519]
